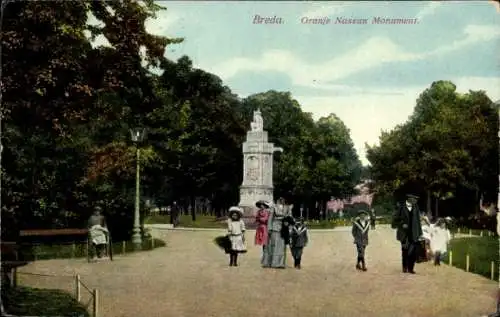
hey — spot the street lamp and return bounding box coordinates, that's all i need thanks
[130,127,146,250]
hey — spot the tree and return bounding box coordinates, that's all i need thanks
[367,80,498,219]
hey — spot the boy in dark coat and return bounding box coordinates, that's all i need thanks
[391,193,423,274]
[289,217,308,269]
[352,210,370,271]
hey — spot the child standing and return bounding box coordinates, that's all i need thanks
[430,218,451,266]
[227,206,247,266]
[289,217,308,269]
[352,210,370,271]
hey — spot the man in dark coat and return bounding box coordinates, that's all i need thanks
[391,194,423,274]
[170,201,179,228]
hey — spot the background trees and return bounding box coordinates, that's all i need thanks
[1,1,362,238]
[367,81,499,226]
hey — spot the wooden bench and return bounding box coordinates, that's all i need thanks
[17,228,112,262]
[1,242,28,288]
[19,228,89,237]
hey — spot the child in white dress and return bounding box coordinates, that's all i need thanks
[227,206,247,266]
[430,218,451,266]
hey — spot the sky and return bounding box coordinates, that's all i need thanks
[89,1,500,165]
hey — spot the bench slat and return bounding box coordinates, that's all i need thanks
[19,229,88,236]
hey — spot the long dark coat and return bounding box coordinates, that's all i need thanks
[391,203,423,244]
[352,218,370,246]
[290,224,308,248]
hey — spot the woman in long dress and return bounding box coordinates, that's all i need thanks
[262,198,291,268]
[255,201,270,252]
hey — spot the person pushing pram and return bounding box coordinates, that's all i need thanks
[87,206,110,260]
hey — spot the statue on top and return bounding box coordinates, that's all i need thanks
[251,109,263,132]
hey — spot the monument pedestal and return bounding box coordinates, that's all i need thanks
[236,109,282,227]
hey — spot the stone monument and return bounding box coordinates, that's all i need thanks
[238,109,283,226]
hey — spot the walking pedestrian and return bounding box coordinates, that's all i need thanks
[391,193,423,274]
[170,201,179,228]
[352,210,370,271]
[290,217,309,269]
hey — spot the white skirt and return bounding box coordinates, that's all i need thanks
[229,234,246,252]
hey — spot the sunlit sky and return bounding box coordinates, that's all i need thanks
[89,1,500,165]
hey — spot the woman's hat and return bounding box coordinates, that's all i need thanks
[435,218,446,225]
[228,206,243,216]
[420,215,430,225]
[255,200,270,208]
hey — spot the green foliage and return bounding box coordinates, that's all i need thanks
[13,0,493,239]
[367,80,499,217]
[2,286,90,317]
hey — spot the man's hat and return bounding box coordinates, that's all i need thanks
[255,200,270,208]
[358,210,369,216]
[406,194,419,199]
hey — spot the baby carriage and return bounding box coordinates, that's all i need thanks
[416,239,430,263]
[87,225,113,262]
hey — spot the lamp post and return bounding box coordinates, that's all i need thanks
[130,128,146,250]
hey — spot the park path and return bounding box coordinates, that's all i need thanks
[17,226,496,317]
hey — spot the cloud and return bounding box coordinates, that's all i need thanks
[84,13,112,48]
[431,24,500,55]
[209,23,500,91]
[145,9,180,36]
[301,2,350,17]
[416,1,442,20]
[209,37,421,89]
[293,76,500,165]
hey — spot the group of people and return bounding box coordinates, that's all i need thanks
[224,193,452,274]
[392,194,452,273]
[421,214,452,266]
[225,198,309,269]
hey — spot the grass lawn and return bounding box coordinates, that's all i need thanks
[2,286,90,316]
[20,238,166,261]
[145,214,227,228]
[444,235,499,281]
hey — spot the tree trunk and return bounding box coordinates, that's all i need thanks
[435,198,439,219]
[426,190,432,217]
[191,197,196,221]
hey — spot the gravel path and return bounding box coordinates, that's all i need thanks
[17,226,496,317]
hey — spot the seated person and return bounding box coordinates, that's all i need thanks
[87,206,109,259]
